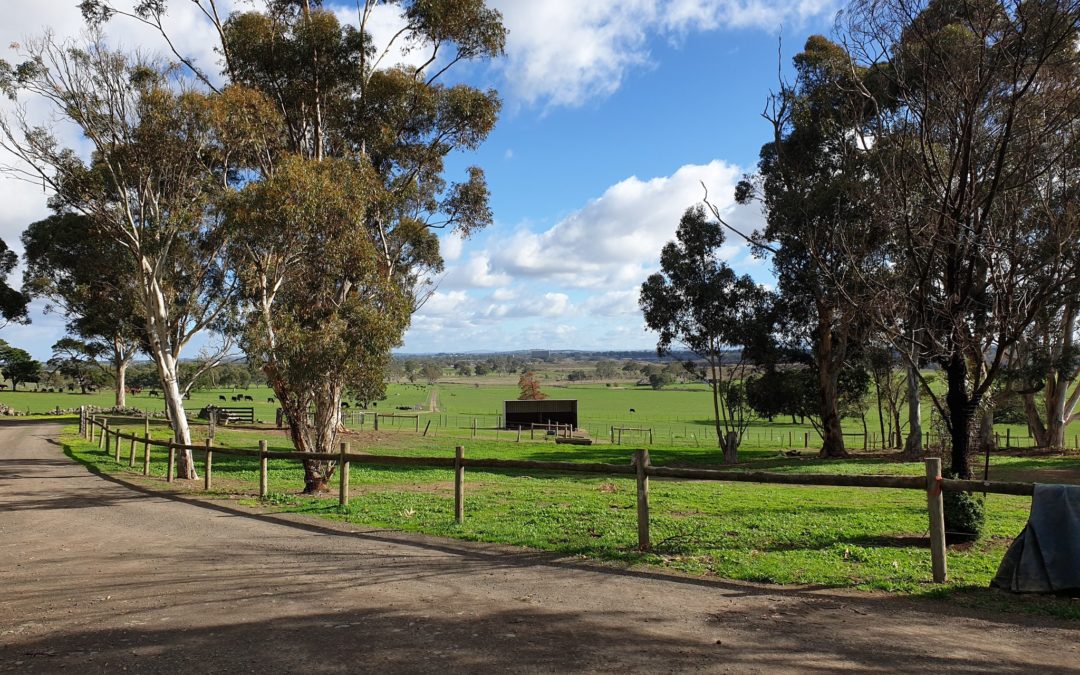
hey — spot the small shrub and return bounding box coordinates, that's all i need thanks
[943,490,985,542]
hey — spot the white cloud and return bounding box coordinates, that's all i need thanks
[492,0,835,108]
[402,160,769,353]
[486,160,759,289]
[580,289,641,317]
[419,290,470,318]
[440,252,511,290]
[440,232,464,262]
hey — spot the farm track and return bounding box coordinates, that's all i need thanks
[1,422,1078,674]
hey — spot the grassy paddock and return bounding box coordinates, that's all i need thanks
[11,381,1079,455]
[63,419,1080,620]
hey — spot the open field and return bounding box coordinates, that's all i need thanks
[66,415,1080,619]
[5,380,1078,454]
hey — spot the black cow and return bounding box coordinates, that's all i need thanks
[341,402,350,408]
[629,408,636,413]
[244,395,254,402]
[267,397,275,403]
[219,395,227,401]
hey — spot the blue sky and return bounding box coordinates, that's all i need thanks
[0,0,839,360]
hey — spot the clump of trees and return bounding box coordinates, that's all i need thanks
[0,340,41,390]
[1,0,506,490]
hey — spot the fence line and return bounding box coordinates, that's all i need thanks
[83,411,1044,584]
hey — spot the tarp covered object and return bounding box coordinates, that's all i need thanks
[992,483,1080,593]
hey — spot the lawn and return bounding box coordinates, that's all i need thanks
[63,416,1080,620]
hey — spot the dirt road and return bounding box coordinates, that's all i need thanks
[1,422,1077,673]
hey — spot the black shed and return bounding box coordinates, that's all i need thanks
[504,399,578,430]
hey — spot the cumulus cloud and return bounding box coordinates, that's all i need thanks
[492,0,835,108]
[440,252,511,290]
[405,160,768,352]
[487,160,760,289]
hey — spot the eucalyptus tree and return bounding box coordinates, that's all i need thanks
[640,205,772,464]
[734,36,886,458]
[845,0,1080,478]
[22,213,142,406]
[81,0,506,491]
[0,41,235,478]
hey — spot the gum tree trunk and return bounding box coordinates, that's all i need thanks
[903,363,922,457]
[944,353,974,479]
[816,307,847,458]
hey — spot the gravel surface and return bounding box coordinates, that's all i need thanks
[1,422,1078,673]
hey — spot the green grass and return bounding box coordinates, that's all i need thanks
[9,379,1080,454]
[63,420,1080,621]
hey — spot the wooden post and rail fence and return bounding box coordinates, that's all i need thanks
[82,411,1043,585]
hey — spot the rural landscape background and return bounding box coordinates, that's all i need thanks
[1,1,1079,668]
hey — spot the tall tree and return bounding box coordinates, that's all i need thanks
[734,36,884,458]
[22,213,142,407]
[202,0,504,491]
[640,205,771,463]
[845,0,1080,478]
[0,39,235,479]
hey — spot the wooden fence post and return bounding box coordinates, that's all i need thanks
[374,414,379,431]
[142,434,150,476]
[516,426,521,443]
[339,441,350,507]
[144,415,150,439]
[259,440,268,498]
[166,443,175,483]
[79,406,86,437]
[472,418,477,439]
[128,433,136,467]
[925,457,947,583]
[1006,428,1011,448]
[101,421,108,451]
[204,439,213,491]
[634,449,650,551]
[415,416,420,433]
[90,416,97,444]
[454,446,465,524]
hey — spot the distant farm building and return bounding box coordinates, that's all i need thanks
[504,399,578,430]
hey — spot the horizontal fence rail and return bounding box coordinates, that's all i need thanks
[82,412,1052,584]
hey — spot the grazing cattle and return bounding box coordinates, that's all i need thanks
[629,408,636,413]
[341,402,350,408]
[267,397,275,403]
[244,395,254,402]
[149,389,158,397]
[219,395,227,401]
